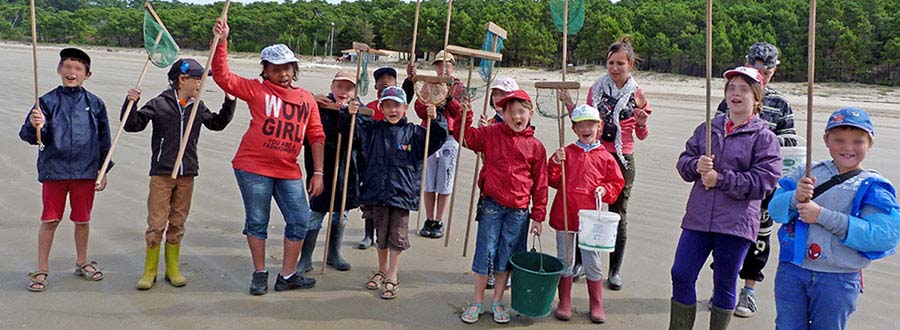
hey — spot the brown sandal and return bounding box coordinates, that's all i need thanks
[381,279,399,299]
[75,261,104,281]
[27,271,49,292]
[366,271,386,290]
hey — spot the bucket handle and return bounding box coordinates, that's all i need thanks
[596,190,607,211]
[530,233,545,272]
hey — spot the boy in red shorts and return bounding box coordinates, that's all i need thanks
[19,48,113,291]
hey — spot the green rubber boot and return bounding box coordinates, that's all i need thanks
[136,245,160,290]
[164,243,186,287]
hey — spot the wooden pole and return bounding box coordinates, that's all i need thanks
[320,133,343,275]
[410,0,421,66]
[557,0,571,269]
[29,0,43,150]
[170,0,231,178]
[462,36,500,257]
[705,0,712,158]
[805,0,816,178]
[322,46,365,272]
[410,0,422,231]
[443,55,473,247]
[416,0,453,231]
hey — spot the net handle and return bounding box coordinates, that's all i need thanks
[29,0,43,150]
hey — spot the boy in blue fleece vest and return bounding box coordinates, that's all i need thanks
[769,107,900,330]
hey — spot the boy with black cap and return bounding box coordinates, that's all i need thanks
[21,48,113,292]
[123,58,236,290]
[711,42,797,317]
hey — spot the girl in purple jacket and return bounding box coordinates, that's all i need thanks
[668,67,782,330]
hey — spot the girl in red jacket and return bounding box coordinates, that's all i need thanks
[548,104,625,323]
[455,90,549,324]
[212,18,326,295]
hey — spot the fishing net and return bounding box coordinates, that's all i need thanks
[413,76,451,107]
[534,87,579,119]
[143,9,179,68]
[550,0,585,34]
[357,51,370,97]
[478,31,504,82]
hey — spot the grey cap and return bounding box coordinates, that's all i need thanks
[260,44,300,65]
[746,42,780,69]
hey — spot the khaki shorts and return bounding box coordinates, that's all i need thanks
[361,205,411,251]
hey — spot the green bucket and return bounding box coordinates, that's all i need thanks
[509,237,565,318]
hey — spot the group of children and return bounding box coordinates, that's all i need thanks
[17,15,899,330]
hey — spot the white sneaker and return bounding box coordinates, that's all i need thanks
[734,288,758,318]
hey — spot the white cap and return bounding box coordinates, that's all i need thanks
[570,104,602,122]
[490,77,519,92]
[260,44,300,65]
[432,50,456,64]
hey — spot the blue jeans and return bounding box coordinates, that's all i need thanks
[775,262,861,330]
[472,197,530,275]
[234,169,310,241]
[671,229,751,309]
[309,211,348,231]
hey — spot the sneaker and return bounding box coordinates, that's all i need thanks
[249,271,268,296]
[429,221,444,239]
[734,288,758,318]
[419,220,435,237]
[273,273,316,292]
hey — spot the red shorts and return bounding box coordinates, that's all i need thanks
[41,180,96,223]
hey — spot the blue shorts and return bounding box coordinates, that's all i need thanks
[472,197,530,275]
[234,169,311,241]
[775,262,861,330]
[309,210,349,231]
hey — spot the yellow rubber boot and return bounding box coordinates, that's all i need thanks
[164,243,186,287]
[136,245,160,290]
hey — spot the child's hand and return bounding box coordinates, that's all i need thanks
[795,176,816,202]
[213,17,229,38]
[530,220,543,236]
[697,155,715,174]
[348,101,360,115]
[29,108,44,128]
[552,148,566,163]
[126,88,141,102]
[635,108,649,126]
[308,173,324,197]
[595,186,606,197]
[701,169,718,189]
[426,104,437,119]
[479,114,490,127]
[797,200,822,223]
[406,62,416,79]
[226,93,235,101]
[95,173,107,192]
[557,89,574,108]
[635,90,648,109]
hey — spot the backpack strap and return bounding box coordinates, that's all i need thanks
[811,169,864,200]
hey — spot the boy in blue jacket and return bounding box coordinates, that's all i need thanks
[769,107,900,330]
[344,86,447,299]
[20,48,113,291]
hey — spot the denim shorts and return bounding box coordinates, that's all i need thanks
[234,169,311,241]
[472,197,530,275]
[309,210,349,231]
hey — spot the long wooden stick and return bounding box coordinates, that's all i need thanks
[416,0,453,231]
[462,36,500,257]
[443,55,473,247]
[171,0,231,178]
[411,0,422,231]
[29,0,43,150]
[322,46,365,272]
[805,0,816,178]
[557,0,571,268]
[705,0,712,158]
[320,133,343,275]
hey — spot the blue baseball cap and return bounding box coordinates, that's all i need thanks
[373,66,397,80]
[379,86,407,105]
[825,107,874,137]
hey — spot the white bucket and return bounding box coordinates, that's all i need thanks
[577,196,621,253]
[780,135,807,177]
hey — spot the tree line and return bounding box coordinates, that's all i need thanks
[1,0,898,85]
